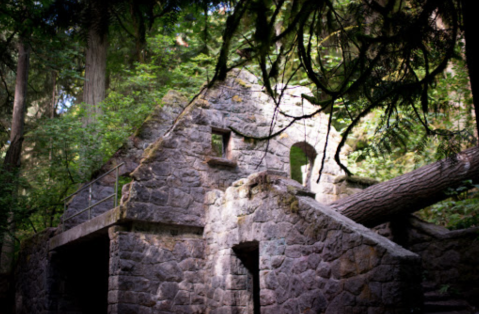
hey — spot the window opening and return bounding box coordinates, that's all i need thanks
[212,133,225,157]
[211,129,231,159]
[233,242,260,314]
[290,142,317,189]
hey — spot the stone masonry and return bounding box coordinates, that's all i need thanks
[12,69,479,314]
[63,90,188,230]
[203,172,422,314]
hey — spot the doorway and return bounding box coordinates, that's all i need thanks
[55,235,110,313]
[233,242,260,314]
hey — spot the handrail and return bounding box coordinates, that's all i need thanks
[62,162,125,231]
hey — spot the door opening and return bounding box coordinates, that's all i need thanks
[55,235,110,313]
[233,242,260,314]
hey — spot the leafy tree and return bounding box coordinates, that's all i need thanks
[206,0,479,228]
[209,0,474,175]
[0,0,52,273]
[2,4,223,246]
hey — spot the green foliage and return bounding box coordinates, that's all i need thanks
[345,41,478,230]
[0,169,29,235]
[5,8,220,241]
[1,0,477,246]
[117,176,132,204]
[290,146,308,184]
[418,181,479,230]
[211,134,224,157]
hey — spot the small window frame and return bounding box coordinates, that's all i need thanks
[207,127,236,167]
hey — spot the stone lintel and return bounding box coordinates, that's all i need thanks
[49,206,125,250]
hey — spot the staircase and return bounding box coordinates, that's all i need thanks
[423,282,478,314]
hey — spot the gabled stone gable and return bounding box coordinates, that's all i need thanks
[122,69,345,227]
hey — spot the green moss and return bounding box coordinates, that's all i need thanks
[232,95,243,102]
[278,193,300,214]
[162,90,188,107]
[143,138,164,162]
[234,78,252,88]
[133,108,160,137]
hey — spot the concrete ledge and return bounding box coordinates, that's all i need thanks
[49,206,125,250]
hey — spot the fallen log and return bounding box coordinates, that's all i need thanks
[329,146,479,227]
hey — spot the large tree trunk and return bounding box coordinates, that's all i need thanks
[0,40,30,274]
[82,26,108,126]
[460,0,479,135]
[330,145,479,227]
[79,1,109,176]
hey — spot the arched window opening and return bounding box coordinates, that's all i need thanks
[290,142,317,189]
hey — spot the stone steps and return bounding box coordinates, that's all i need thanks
[422,283,477,314]
[424,299,471,312]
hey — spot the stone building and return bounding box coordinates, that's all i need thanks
[12,69,479,314]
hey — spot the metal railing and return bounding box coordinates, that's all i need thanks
[62,163,125,231]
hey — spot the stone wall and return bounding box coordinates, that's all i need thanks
[107,224,206,314]
[15,228,112,314]
[123,69,346,228]
[401,217,479,308]
[63,90,187,230]
[203,172,422,313]
[14,228,56,314]
[327,175,379,202]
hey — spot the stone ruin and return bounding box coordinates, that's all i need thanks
[11,69,479,314]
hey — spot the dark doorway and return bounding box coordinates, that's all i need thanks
[233,242,260,314]
[56,235,110,313]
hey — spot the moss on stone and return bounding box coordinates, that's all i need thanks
[196,98,210,108]
[278,193,299,214]
[162,90,188,107]
[232,95,243,102]
[143,138,164,162]
[133,109,160,137]
[234,78,252,88]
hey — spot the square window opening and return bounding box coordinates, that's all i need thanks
[211,130,231,159]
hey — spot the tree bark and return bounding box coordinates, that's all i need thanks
[82,0,108,126]
[79,1,109,176]
[330,145,479,227]
[0,39,30,274]
[460,0,479,136]
[82,26,108,126]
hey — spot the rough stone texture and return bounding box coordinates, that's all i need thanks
[63,90,187,230]
[14,228,112,314]
[203,172,422,314]
[121,69,345,228]
[108,224,206,314]
[400,216,479,309]
[15,69,479,314]
[14,228,56,314]
[331,175,379,200]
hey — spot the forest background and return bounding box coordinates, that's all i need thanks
[0,0,477,272]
